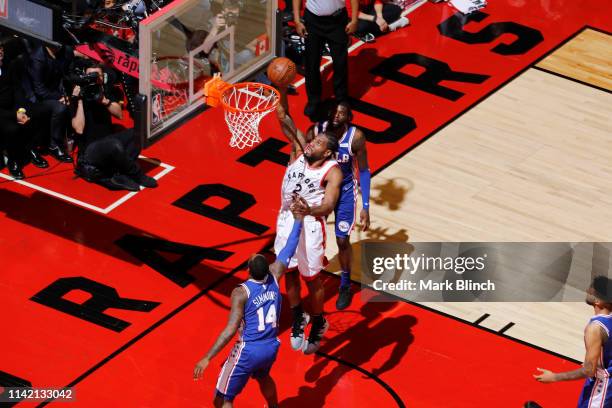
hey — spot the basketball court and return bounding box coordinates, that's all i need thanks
[1,0,612,406]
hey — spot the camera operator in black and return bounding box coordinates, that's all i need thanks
[0,38,50,179]
[71,63,157,191]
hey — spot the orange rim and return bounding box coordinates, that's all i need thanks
[220,82,280,114]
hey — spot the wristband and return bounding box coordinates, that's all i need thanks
[359,168,371,209]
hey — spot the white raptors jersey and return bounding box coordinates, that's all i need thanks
[280,154,338,211]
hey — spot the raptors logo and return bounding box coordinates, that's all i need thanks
[95,44,116,65]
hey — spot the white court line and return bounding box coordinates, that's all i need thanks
[0,156,175,215]
[103,157,175,213]
[0,174,111,213]
[291,0,428,89]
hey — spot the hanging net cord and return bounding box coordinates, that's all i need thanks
[222,83,279,149]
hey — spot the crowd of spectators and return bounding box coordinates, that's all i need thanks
[0,0,412,188]
[0,35,156,191]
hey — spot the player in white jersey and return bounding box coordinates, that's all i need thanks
[274,90,342,354]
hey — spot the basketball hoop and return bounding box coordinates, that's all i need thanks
[204,75,280,149]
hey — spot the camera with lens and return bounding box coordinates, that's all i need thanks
[72,72,104,102]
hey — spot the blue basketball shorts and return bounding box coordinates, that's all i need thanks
[334,181,357,238]
[577,377,612,408]
[215,339,280,401]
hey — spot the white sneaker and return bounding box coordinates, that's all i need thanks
[389,17,410,32]
[303,317,329,355]
[290,312,310,351]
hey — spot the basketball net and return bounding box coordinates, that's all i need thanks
[151,57,209,126]
[151,61,188,125]
[204,74,280,149]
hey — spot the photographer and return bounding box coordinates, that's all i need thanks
[71,63,157,191]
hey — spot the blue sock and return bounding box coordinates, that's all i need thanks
[340,271,350,288]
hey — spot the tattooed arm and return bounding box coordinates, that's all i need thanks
[534,323,605,383]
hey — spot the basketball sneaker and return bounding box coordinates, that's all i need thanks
[290,312,310,350]
[336,286,353,310]
[303,317,329,355]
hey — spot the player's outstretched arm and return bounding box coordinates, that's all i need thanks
[534,323,605,383]
[353,129,371,231]
[193,287,247,380]
[303,166,343,217]
[275,89,307,162]
[269,202,305,281]
[305,124,316,144]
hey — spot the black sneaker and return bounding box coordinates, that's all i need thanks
[336,286,353,310]
[322,43,331,56]
[49,145,73,163]
[354,32,375,43]
[135,173,158,188]
[98,174,140,191]
[8,161,24,180]
[290,312,310,351]
[30,150,49,168]
[303,317,329,355]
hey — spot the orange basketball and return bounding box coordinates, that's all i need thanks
[267,57,297,87]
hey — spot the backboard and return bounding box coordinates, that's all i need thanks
[139,0,278,141]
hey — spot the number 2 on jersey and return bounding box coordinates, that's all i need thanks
[256,304,277,332]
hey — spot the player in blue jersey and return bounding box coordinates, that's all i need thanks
[533,276,612,408]
[313,101,371,310]
[193,199,306,408]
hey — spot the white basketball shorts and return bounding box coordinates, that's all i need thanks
[273,210,327,280]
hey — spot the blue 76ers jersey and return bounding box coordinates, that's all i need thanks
[316,121,358,189]
[238,274,281,343]
[577,315,612,408]
[588,315,612,376]
[316,121,359,237]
